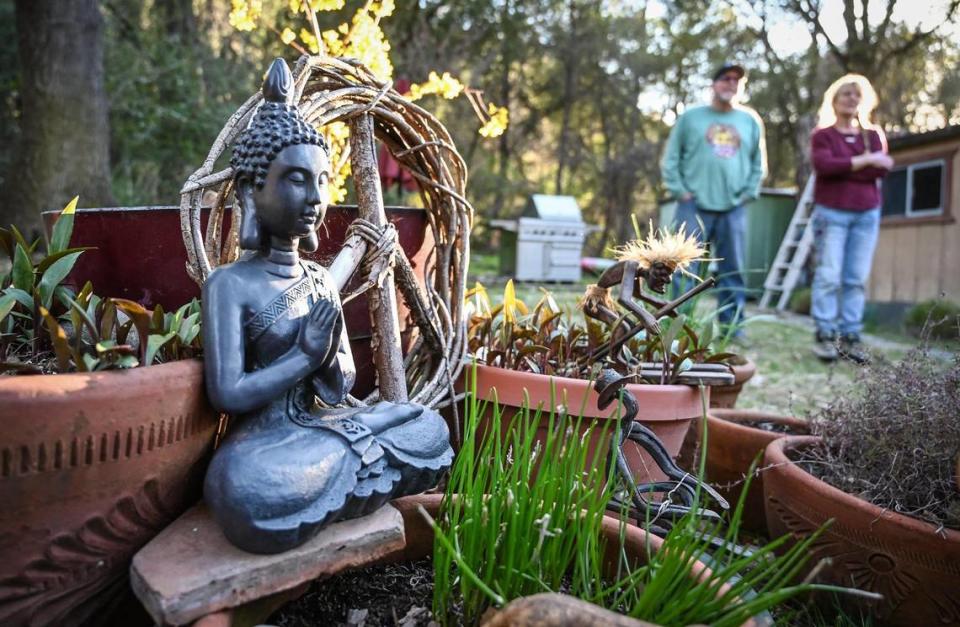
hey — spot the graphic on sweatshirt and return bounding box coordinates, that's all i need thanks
[706,123,741,159]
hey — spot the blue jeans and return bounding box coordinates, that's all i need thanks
[811,204,880,336]
[673,199,746,326]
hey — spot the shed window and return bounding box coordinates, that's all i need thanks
[882,159,946,218]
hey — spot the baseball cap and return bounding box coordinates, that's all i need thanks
[712,63,746,82]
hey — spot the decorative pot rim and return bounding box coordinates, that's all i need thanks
[767,435,960,540]
[461,362,708,422]
[0,358,204,395]
[707,409,809,434]
[724,357,756,383]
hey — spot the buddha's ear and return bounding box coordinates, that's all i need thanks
[299,228,319,253]
[236,180,261,250]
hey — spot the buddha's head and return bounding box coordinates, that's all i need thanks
[231,58,330,252]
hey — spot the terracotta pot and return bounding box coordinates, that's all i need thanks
[42,204,433,398]
[455,364,706,485]
[0,359,219,627]
[763,436,960,626]
[709,358,756,409]
[692,409,808,534]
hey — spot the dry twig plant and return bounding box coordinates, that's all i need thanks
[802,344,960,530]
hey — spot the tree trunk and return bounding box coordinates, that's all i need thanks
[554,1,578,195]
[2,0,114,236]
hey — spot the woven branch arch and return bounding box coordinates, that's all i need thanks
[179,55,472,410]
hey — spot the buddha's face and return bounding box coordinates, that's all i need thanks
[252,143,330,242]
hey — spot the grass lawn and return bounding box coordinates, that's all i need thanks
[467,251,951,420]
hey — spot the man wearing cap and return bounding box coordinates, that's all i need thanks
[661,62,767,333]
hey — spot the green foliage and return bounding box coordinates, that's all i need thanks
[904,298,960,340]
[430,367,617,623]
[429,366,866,625]
[0,199,202,373]
[465,280,736,382]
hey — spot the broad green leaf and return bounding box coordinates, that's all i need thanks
[177,312,200,343]
[151,304,165,333]
[63,294,99,342]
[9,225,38,255]
[0,293,15,323]
[38,251,83,309]
[145,332,177,365]
[182,325,201,345]
[40,306,72,372]
[3,287,34,310]
[11,244,33,292]
[82,354,99,371]
[100,299,117,340]
[49,196,79,254]
[36,247,92,275]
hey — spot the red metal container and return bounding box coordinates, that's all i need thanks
[42,205,434,397]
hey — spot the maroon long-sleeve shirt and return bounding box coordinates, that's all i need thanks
[811,127,889,211]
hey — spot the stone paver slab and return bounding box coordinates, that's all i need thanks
[130,502,405,625]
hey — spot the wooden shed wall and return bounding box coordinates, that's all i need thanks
[868,137,960,304]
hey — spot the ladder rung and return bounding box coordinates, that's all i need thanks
[761,174,816,310]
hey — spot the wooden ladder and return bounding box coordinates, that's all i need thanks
[759,175,816,310]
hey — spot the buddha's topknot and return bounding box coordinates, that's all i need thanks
[231,58,327,189]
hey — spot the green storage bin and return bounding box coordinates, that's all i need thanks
[658,189,796,298]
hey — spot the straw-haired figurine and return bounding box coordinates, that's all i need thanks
[201,58,453,554]
[580,226,706,349]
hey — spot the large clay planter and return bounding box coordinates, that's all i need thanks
[457,364,707,485]
[763,436,960,626]
[709,357,756,409]
[695,409,808,534]
[42,204,433,398]
[0,360,219,627]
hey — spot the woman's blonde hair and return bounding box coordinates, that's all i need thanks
[816,74,880,152]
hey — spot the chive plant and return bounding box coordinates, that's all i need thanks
[429,366,876,626]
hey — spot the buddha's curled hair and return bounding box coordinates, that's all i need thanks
[231,58,328,189]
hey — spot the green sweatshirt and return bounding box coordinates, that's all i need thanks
[660,105,767,211]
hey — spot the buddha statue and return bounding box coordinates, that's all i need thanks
[201,58,453,554]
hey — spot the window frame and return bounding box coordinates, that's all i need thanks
[881,148,955,227]
[903,158,946,218]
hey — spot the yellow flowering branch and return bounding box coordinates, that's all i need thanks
[228,0,508,202]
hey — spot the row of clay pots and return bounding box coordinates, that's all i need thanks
[699,408,960,626]
[693,408,809,532]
